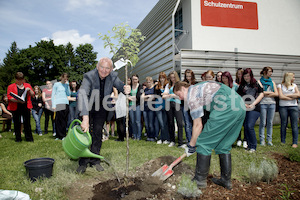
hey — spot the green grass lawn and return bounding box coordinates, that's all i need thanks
[0,115,298,200]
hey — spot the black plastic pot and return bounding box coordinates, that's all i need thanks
[24,157,55,181]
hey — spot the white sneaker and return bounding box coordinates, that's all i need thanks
[39,133,42,136]
[237,140,242,147]
[163,140,170,144]
[157,140,162,144]
[248,149,256,153]
[178,144,187,148]
[168,142,175,147]
[267,141,273,146]
[243,141,248,149]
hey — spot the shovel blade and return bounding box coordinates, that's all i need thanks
[159,169,174,181]
[151,164,169,177]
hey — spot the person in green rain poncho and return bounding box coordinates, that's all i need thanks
[174,81,246,190]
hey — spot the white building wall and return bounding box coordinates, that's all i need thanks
[191,0,300,56]
[121,0,300,83]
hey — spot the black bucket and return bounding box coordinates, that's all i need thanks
[24,157,55,181]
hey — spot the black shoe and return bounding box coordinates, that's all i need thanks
[115,138,124,142]
[76,165,87,174]
[94,164,104,172]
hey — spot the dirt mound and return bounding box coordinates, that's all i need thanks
[67,153,300,200]
[92,155,194,200]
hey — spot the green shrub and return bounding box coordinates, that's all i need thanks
[248,162,263,184]
[260,160,278,183]
[177,174,202,198]
[287,148,300,162]
[248,159,278,184]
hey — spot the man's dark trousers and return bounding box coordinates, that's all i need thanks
[79,111,106,167]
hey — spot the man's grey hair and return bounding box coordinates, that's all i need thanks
[97,57,113,69]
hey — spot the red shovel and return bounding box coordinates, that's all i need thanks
[152,153,187,181]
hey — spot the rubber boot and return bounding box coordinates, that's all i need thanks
[192,153,211,188]
[212,154,232,190]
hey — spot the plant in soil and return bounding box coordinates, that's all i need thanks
[177,173,202,198]
[248,159,278,184]
[278,183,296,200]
[260,159,278,183]
[98,22,146,178]
[287,147,300,162]
[248,161,264,184]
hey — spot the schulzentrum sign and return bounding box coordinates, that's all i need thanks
[201,0,258,30]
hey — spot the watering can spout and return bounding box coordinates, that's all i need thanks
[79,148,104,160]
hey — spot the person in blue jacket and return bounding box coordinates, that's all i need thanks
[51,73,70,140]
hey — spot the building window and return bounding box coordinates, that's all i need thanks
[175,8,183,38]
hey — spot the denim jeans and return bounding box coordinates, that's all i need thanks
[32,108,43,134]
[154,114,159,138]
[129,105,142,140]
[143,109,155,139]
[259,104,276,143]
[182,107,192,143]
[279,106,299,144]
[244,110,260,150]
[155,109,169,141]
[68,106,79,128]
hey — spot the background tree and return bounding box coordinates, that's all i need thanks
[0,41,20,94]
[0,40,98,95]
[72,44,97,83]
[99,22,145,177]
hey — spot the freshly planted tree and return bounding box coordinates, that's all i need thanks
[99,22,145,177]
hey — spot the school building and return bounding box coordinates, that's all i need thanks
[118,0,300,85]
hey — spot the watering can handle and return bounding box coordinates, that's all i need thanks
[69,119,92,143]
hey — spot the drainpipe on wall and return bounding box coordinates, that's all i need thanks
[172,0,181,70]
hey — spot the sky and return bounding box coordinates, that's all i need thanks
[0,0,159,63]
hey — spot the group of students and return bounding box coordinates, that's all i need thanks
[2,68,299,151]
[122,66,299,152]
[125,71,189,148]
[0,72,80,142]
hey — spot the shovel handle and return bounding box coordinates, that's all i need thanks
[168,153,187,169]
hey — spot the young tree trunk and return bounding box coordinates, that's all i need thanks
[125,64,130,177]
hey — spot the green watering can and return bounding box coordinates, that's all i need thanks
[62,119,104,160]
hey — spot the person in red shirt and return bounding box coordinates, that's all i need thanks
[7,72,34,142]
